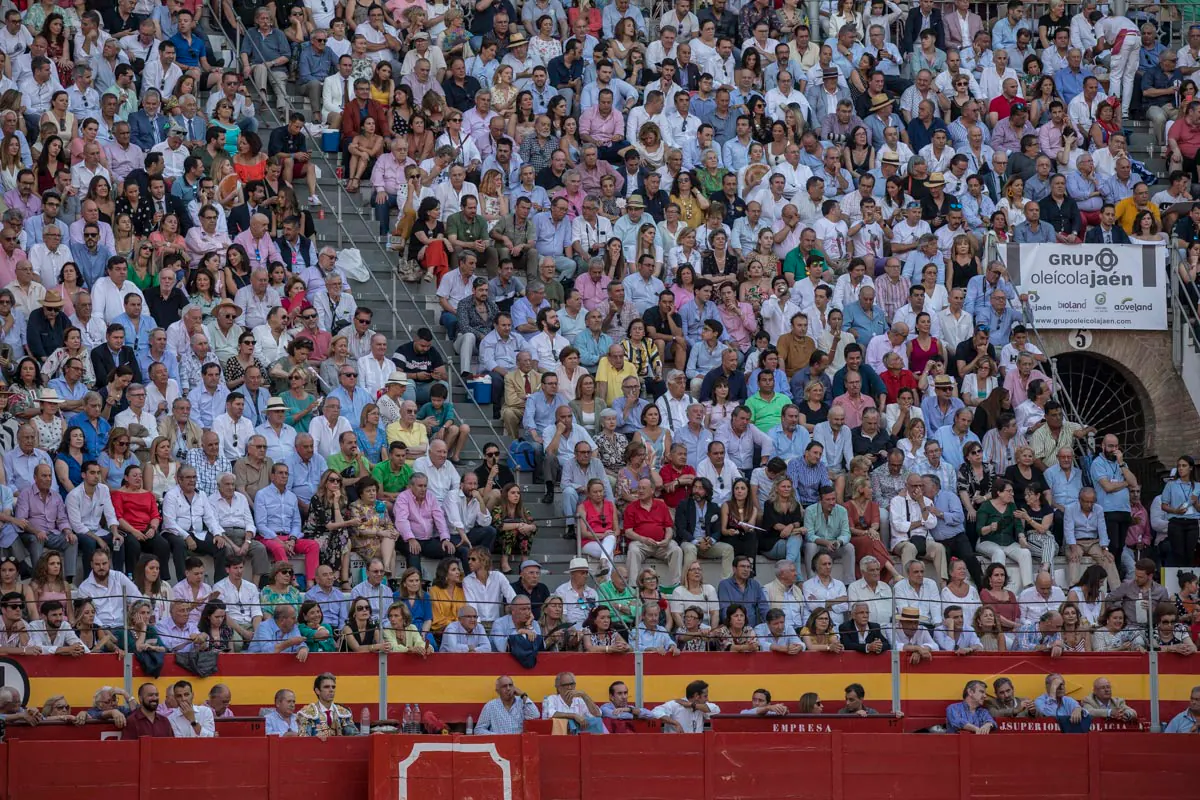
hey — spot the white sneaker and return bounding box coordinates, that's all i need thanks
[308,194,321,207]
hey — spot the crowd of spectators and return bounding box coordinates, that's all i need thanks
[0,0,1195,684]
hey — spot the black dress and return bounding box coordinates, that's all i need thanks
[950,256,980,290]
[760,503,804,555]
[1003,464,1047,510]
[408,220,445,262]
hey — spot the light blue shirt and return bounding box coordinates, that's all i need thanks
[686,339,724,379]
[959,191,996,231]
[581,77,638,111]
[285,454,323,503]
[752,622,803,649]
[1165,709,1200,733]
[256,422,298,463]
[303,585,348,631]
[933,625,982,651]
[964,275,1018,319]
[1043,464,1083,508]
[932,427,980,469]
[730,215,772,256]
[253,484,302,538]
[350,579,395,623]
[723,137,754,173]
[521,390,570,436]
[186,385,229,429]
[327,385,374,424]
[1161,480,1200,520]
[679,299,725,346]
[575,331,613,369]
[975,305,1021,347]
[138,350,179,384]
[812,422,853,473]
[673,424,713,466]
[990,17,1034,51]
[842,301,888,345]
[601,3,644,38]
[767,424,811,463]
[622,273,667,314]
[919,396,965,434]
[440,621,494,652]
[479,330,528,372]
[113,313,152,358]
[632,622,675,652]
[489,616,542,652]
[1034,693,1087,719]
[1063,504,1108,546]
[247,618,305,653]
[1089,455,1131,513]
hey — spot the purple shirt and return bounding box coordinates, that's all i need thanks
[15,486,70,535]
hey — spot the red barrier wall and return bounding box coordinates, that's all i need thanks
[3,733,1199,798]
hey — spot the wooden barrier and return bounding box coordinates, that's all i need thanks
[709,713,903,732]
[3,732,1198,797]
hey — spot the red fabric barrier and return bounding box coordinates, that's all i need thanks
[270,737,371,800]
[368,734,538,800]
[580,733,705,800]
[8,739,141,800]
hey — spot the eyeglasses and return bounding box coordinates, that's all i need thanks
[301,313,318,320]
[279,568,293,575]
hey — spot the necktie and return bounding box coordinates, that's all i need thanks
[343,77,349,104]
[524,374,532,394]
[325,709,333,727]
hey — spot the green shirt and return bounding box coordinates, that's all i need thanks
[977,500,1021,547]
[445,211,490,248]
[745,391,789,431]
[782,246,826,281]
[326,452,369,476]
[597,580,637,626]
[803,502,850,545]
[416,400,457,436]
[371,460,413,494]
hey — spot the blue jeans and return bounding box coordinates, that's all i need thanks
[237,116,259,134]
[375,192,398,236]
[440,311,459,340]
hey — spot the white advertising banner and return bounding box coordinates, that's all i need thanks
[1000,243,1167,330]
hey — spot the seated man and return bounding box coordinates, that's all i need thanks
[752,608,805,654]
[946,680,996,734]
[440,605,494,652]
[246,604,310,658]
[987,677,1036,718]
[1034,672,1089,727]
[297,672,358,736]
[473,675,540,734]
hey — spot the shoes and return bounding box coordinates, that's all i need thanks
[540,485,554,505]
[308,194,321,206]
[561,524,576,541]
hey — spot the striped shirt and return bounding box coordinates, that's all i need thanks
[474,697,539,735]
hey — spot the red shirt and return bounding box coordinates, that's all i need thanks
[111,490,161,531]
[1169,117,1200,160]
[123,707,173,739]
[659,463,696,509]
[622,499,673,543]
[987,95,1019,122]
[881,369,919,405]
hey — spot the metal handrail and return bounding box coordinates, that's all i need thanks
[1169,240,1200,372]
[229,23,507,449]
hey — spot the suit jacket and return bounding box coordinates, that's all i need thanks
[502,368,541,412]
[91,343,143,387]
[157,415,203,452]
[146,193,192,234]
[1084,225,1131,244]
[228,204,274,238]
[804,85,852,128]
[673,498,721,545]
[127,111,172,152]
[838,619,891,652]
[26,308,69,360]
[903,9,944,53]
[339,98,389,140]
[942,11,984,51]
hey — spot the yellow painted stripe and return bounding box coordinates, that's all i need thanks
[40,672,1190,709]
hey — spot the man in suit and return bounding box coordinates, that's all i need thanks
[902,0,944,54]
[158,397,204,460]
[942,0,983,51]
[127,89,172,152]
[321,54,355,130]
[673,473,734,580]
[227,181,273,237]
[499,350,541,438]
[91,322,143,387]
[839,601,891,653]
[1084,203,1132,243]
[145,175,191,234]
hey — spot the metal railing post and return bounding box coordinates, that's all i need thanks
[378,586,389,722]
[122,586,133,697]
[889,593,900,716]
[1148,599,1161,732]
[336,188,344,249]
[634,648,644,710]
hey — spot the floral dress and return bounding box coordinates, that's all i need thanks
[349,498,392,560]
[493,504,536,558]
[303,496,351,572]
[712,626,757,651]
[594,432,629,474]
[260,586,303,616]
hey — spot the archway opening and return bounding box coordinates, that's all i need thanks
[1051,352,1148,460]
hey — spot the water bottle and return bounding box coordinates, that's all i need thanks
[360,707,370,735]
[465,715,474,736]
[403,704,413,733]
[413,703,421,733]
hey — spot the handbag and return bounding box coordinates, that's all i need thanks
[135,648,165,678]
[507,441,536,472]
[175,650,219,678]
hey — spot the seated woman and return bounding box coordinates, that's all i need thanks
[395,567,434,645]
[429,557,466,639]
[341,597,389,653]
[581,606,629,654]
[304,470,356,587]
[112,600,166,667]
[259,561,304,617]
[298,599,338,652]
[198,600,235,653]
[383,602,432,655]
[800,607,845,652]
[73,598,117,653]
[712,604,759,652]
[349,477,399,577]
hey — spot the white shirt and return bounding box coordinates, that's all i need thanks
[208,490,256,534]
[91,277,145,324]
[411,456,459,504]
[695,457,742,506]
[888,492,936,548]
[848,578,894,628]
[528,331,568,373]
[213,576,262,626]
[66,482,118,536]
[893,577,942,623]
[444,489,491,533]
[27,619,87,653]
[169,704,216,737]
[463,570,516,624]
[77,570,142,628]
[893,624,940,650]
[162,485,225,541]
[551,582,599,627]
[542,693,597,722]
[309,415,353,461]
[212,412,255,461]
[801,575,849,626]
[1016,585,1067,627]
[652,699,720,732]
[251,325,292,366]
[357,354,393,396]
[113,407,159,453]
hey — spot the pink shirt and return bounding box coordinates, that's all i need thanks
[233,231,282,271]
[574,273,612,311]
[831,393,876,429]
[371,153,408,195]
[394,489,449,542]
[104,142,146,184]
[579,159,623,196]
[579,107,625,146]
[1003,368,1052,406]
[0,247,27,287]
[718,301,756,350]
